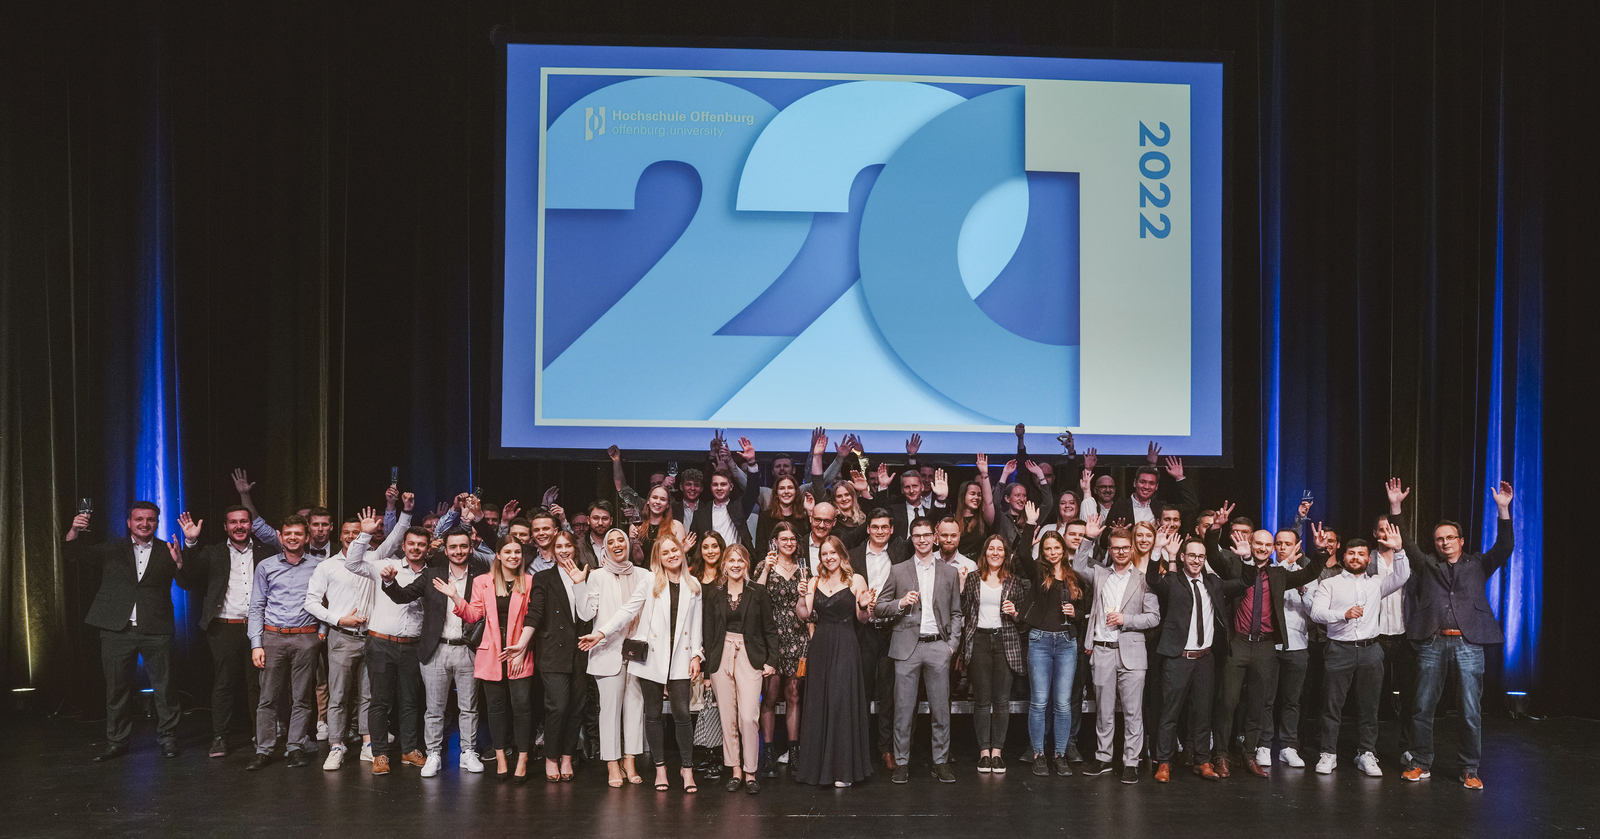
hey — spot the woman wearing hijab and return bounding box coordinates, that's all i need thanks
[581,527,650,787]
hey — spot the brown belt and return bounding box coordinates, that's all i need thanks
[264,624,318,635]
[370,631,419,644]
[1440,629,1463,636]
[215,618,246,625]
[1180,648,1211,660]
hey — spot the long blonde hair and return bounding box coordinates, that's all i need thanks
[816,535,854,586]
[650,534,700,598]
[1131,520,1159,572]
[492,538,529,596]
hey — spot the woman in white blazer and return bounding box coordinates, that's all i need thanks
[581,532,704,793]
[581,528,650,787]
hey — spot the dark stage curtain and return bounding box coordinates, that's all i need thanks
[1,0,1589,717]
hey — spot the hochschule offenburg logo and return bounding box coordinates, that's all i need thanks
[584,106,605,140]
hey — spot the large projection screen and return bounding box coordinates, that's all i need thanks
[498,42,1226,459]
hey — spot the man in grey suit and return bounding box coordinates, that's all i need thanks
[1075,523,1161,783]
[874,517,964,784]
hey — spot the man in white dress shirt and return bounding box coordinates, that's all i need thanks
[1310,524,1410,777]
[344,511,426,775]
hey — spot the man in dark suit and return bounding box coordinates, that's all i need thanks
[685,469,753,553]
[64,501,198,761]
[574,500,617,570]
[880,469,949,542]
[875,517,964,783]
[852,508,908,769]
[1104,457,1199,531]
[1146,537,1257,782]
[179,505,270,757]
[383,526,491,775]
[1392,478,1514,791]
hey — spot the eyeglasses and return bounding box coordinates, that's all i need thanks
[811,517,835,525]
[1110,545,1133,553]
[1182,552,1208,560]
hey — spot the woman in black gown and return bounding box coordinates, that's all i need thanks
[792,535,874,787]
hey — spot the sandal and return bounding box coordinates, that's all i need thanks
[655,781,670,792]
[608,777,624,788]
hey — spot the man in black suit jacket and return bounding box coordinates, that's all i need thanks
[685,469,753,553]
[1146,538,1257,781]
[64,501,198,761]
[850,508,909,768]
[1104,459,1199,532]
[573,500,617,570]
[179,505,271,756]
[879,468,949,542]
[382,528,491,772]
[1392,478,1514,789]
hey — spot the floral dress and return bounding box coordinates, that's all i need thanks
[766,564,811,677]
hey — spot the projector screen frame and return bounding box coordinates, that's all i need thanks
[487,32,1234,467]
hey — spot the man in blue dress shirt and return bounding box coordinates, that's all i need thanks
[247,514,325,770]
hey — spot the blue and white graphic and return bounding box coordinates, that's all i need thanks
[502,44,1224,456]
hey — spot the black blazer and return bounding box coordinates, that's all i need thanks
[702,582,777,672]
[1105,477,1200,532]
[1146,561,1256,657]
[186,539,272,626]
[383,556,491,664]
[1395,512,1513,645]
[849,538,910,570]
[66,536,195,635]
[884,495,949,542]
[523,567,591,674]
[1210,547,1323,647]
[684,493,754,554]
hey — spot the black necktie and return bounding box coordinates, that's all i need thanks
[1191,579,1204,648]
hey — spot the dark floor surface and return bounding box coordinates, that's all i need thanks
[5,708,1595,838]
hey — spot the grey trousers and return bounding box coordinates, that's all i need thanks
[256,632,320,755]
[422,643,479,755]
[1090,645,1146,765]
[892,638,954,766]
[326,630,370,745]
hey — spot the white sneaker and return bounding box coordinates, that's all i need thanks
[833,780,852,788]
[778,750,790,765]
[1254,747,1271,767]
[1279,747,1305,768]
[422,753,442,778]
[1402,750,1414,765]
[1315,753,1337,774]
[1356,752,1382,777]
[359,743,374,763]
[323,745,346,771]
[460,750,484,773]
[316,721,329,741]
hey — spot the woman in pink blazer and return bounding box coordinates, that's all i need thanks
[437,538,535,782]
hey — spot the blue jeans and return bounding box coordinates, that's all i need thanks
[1028,629,1078,757]
[1410,634,1484,772]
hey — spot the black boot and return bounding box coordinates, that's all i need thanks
[760,745,777,779]
[787,744,800,771]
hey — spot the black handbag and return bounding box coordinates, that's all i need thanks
[621,638,649,664]
[463,616,486,650]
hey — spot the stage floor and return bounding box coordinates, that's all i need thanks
[4,710,1594,837]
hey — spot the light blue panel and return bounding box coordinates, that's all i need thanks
[541,76,812,421]
[957,175,1029,298]
[736,81,965,212]
[857,86,1078,426]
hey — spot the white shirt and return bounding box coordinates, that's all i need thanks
[1312,553,1411,642]
[710,501,737,547]
[1094,567,1133,643]
[1181,572,1215,650]
[1277,560,1318,651]
[1129,496,1155,524]
[1373,551,1407,637]
[977,579,1004,629]
[913,554,939,636]
[304,550,376,630]
[862,544,893,592]
[343,533,425,637]
[129,539,153,625]
[221,542,254,619]
[441,569,470,641]
[941,552,977,576]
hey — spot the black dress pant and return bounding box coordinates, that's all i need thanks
[206,621,259,739]
[641,678,694,767]
[366,636,422,755]
[101,628,178,747]
[541,670,589,759]
[858,624,895,753]
[1155,650,1214,763]
[482,674,534,752]
[1322,640,1384,755]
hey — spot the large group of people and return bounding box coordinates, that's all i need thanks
[64,425,1515,791]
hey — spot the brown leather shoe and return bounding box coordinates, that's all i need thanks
[1245,758,1268,778]
[1215,756,1231,778]
[401,750,427,768]
[372,755,391,775]
[1153,762,1171,783]
[1194,762,1221,780]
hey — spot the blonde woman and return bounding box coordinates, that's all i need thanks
[581,534,703,793]
[702,544,778,793]
[792,536,874,787]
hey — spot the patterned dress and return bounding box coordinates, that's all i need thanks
[766,564,811,677]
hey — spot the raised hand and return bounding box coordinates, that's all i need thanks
[738,436,756,464]
[232,468,256,495]
[1145,441,1162,465]
[1377,521,1403,553]
[359,507,380,534]
[1084,512,1105,540]
[1083,447,1098,471]
[1297,498,1313,518]
[1015,423,1026,440]
[875,462,891,491]
[502,499,521,522]
[1163,455,1184,481]
[1023,500,1040,526]
[857,586,877,610]
[1215,500,1235,524]
[1279,540,1302,565]
[558,553,588,584]
[711,429,727,454]
[433,500,450,519]
[1311,521,1330,549]
[905,433,922,457]
[542,486,560,508]
[931,468,949,501]
[1385,477,1411,512]
[70,512,92,533]
[385,484,400,509]
[802,492,815,514]
[1491,481,1514,510]
[1229,529,1250,556]
[402,492,415,513]
[1000,459,1018,480]
[850,470,869,494]
[607,445,622,462]
[1058,431,1076,455]
[811,427,828,456]
[432,576,465,604]
[629,523,642,542]
[975,452,989,473]
[167,539,185,569]
[178,512,203,543]
[380,564,398,582]
[1025,460,1046,481]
